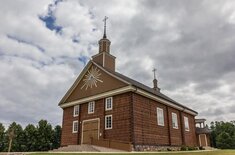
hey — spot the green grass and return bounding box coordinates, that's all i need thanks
[29,150,235,155]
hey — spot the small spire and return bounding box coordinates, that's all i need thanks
[152,68,160,92]
[153,68,157,79]
[103,16,108,38]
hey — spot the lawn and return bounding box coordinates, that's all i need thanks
[29,150,235,155]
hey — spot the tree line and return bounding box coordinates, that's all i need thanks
[210,121,235,149]
[0,120,61,152]
[1,120,235,152]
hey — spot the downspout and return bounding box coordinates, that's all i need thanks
[131,87,137,150]
[180,108,186,146]
[78,105,81,144]
[166,106,171,146]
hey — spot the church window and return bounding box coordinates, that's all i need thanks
[73,105,79,117]
[72,121,78,133]
[88,101,95,114]
[184,116,190,131]
[105,97,113,111]
[157,107,164,126]
[172,112,178,129]
[105,115,112,129]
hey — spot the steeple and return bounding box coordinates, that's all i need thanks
[152,68,160,92]
[98,16,111,53]
[92,16,116,71]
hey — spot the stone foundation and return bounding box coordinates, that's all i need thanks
[133,145,181,151]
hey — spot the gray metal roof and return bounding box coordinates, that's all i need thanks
[111,70,198,114]
[196,127,212,134]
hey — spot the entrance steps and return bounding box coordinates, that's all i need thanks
[52,144,126,152]
[203,146,217,150]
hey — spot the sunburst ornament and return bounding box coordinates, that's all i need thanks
[81,66,103,90]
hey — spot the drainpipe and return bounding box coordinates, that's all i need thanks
[180,108,186,146]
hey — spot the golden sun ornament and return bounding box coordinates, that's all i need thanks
[81,66,103,90]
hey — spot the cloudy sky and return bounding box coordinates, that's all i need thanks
[0,0,235,127]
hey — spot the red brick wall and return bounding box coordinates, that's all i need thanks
[133,93,170,145]
[61,93,132,145]
[61,106,78,146]
[104,93,132,142]
[132,93,197,146]
[61,92,197,147]
[168,107,183,145]
[182,112,197,146]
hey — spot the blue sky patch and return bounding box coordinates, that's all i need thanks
[78,56,89,65]
[39,0,63,33]
[39,15,62,33]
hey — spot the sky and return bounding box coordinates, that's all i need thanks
[0,0,235,128]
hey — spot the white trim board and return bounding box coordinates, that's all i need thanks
[60,86,135,108]
[60,85,197,116]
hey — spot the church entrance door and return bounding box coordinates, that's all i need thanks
[82,118,99,144]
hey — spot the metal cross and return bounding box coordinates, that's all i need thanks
[103,16,108,38]
[103,16,108,28]
[152,68,157,79]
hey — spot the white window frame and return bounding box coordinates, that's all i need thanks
[172,112,178,129]
[184,116,190,131]
[105,97,113,111]
[105,115,112,130]
[88,101,95,114]
[157,107,164,126]
[72,121,78,133]
[73,105,79,117]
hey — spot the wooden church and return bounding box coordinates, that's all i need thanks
[58,18,199,151]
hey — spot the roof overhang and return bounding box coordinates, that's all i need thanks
[59,85,197,116]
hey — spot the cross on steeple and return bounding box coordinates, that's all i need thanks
[152,68,157,79]
[103,16,108,38]
[152,68,160,92]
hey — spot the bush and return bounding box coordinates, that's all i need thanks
[180,146,187,151]
[180,146,197,151]
[167,148,172,151]
[188,146,197,150]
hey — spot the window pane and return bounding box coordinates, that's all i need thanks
[184,116,189,131]
[157,108,164,126]
[105,115,112,129]
[74,105,79,116]
[105,97,112,110]
[73,121,78,133]
[88,101,95,113]
[172,113,178,129]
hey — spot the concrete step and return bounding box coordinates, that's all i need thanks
[52,144,99,152]
[92,145,126,152]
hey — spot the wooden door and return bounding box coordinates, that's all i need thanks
[82,119,99,144]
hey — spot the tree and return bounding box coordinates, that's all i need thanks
[210,121,235,149]
[5,122,25,152]
[216,131,235,149]
[0,121,61,152]
[0,123,5,151]
[24,124,37,151]
[36,120,53,151]
[52,125,61,149]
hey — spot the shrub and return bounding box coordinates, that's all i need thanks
[180,146,187,151]
[167,148,172,151]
